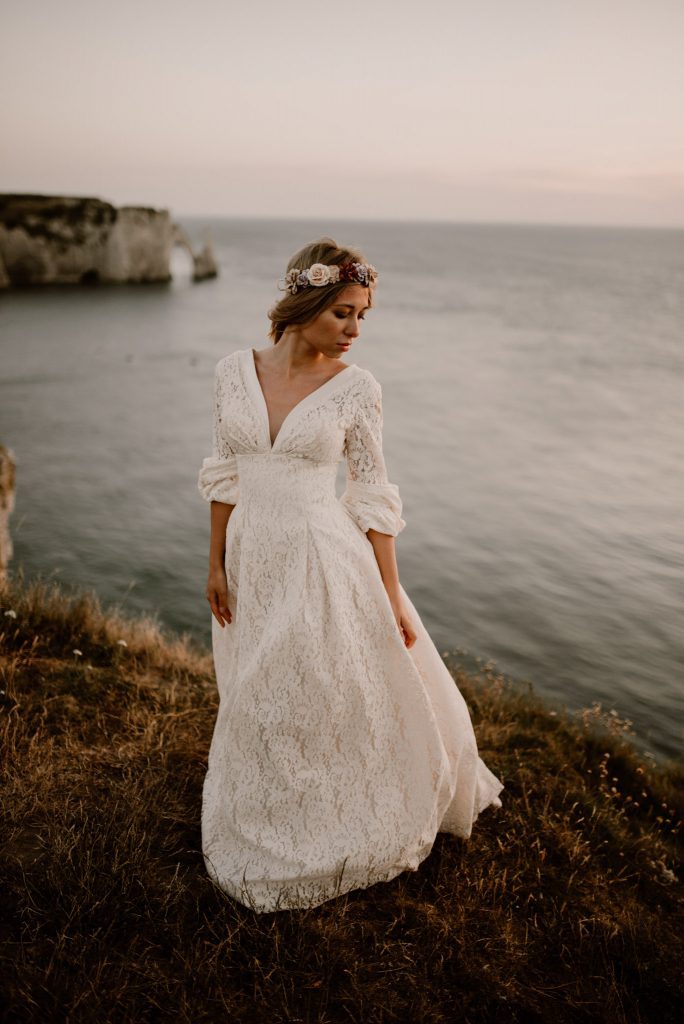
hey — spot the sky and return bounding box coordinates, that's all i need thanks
[2,0,683,226]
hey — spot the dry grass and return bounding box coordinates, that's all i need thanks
[1,573,682,1024]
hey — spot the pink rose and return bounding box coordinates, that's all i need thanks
[307,263,332,287]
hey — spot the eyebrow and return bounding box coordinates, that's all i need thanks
[333,303,370,311]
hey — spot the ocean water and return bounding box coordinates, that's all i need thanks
[1,217,682,762]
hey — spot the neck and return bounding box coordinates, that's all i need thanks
[267,337,333,377]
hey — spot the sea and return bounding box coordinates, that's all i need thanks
[1,217,682,763]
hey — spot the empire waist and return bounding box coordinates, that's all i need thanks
[233,453,341,513]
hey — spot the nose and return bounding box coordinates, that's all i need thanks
[345,318,361,338]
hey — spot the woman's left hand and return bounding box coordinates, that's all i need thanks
[390,597,417,649]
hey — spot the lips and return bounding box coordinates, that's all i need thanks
[337,342,351,349]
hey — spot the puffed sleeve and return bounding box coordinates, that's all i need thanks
[340,374,406,536]
[197,359,240,505]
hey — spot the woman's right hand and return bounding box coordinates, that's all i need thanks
[206,566,232,627]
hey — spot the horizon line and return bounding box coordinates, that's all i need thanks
[174,211,684,232]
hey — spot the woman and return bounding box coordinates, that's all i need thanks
[198,237,504,913]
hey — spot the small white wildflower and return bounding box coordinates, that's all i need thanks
[73,649,83,657]
[652,859,678,884]
[4,609,17,619]
[117,639,128,647]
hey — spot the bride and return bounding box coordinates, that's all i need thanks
[198,236,504,913]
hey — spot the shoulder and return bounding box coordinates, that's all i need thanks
[343,367,384,426]
[213,349,243,378]
[349,363,380,386]
[350,365,383,399]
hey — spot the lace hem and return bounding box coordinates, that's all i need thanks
[204,844,431,914]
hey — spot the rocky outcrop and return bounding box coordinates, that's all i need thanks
[0,194,218,287]
[171,224,219,282]
[0,445,16,584]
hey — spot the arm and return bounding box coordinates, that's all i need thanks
[341,376,417,649]
[366,529,416,648]
[198,359,240,627]
[206,501,234,627]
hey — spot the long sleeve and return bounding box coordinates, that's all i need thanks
[197,359,240,505]
[340,375,406,536]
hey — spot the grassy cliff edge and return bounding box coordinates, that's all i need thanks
[1,574,682,1023]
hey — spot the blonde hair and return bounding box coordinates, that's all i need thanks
[267,236,376,344]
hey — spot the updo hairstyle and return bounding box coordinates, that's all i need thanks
[267,236,376,345]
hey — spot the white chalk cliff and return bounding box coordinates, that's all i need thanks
[0,195,218,287]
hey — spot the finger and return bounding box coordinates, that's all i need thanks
[401,618,417,648]
[208,592,227,627]
[216,590,232,625]
[210,601,225,627]
[217,591,232,624]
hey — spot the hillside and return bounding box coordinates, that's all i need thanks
[1,573,682,1023]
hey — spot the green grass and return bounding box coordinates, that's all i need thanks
[1,573,682,1023]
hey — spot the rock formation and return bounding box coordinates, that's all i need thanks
[0,194,218,288]
[171,223,220,282]
[0,445,16,584]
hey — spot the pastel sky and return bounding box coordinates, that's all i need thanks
[2,0,683,225]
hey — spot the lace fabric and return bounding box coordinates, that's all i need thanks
[197,358,241,505]
[197,348,504,912]
[198,350,406,534]
[339,374,406,535]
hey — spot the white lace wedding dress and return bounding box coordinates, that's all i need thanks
[198,347,504,913]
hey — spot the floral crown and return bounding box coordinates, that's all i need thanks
[280,261,378,295]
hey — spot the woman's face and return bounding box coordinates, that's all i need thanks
[301,284,370,359]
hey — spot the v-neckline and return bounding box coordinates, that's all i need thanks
[246,348,357,451]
